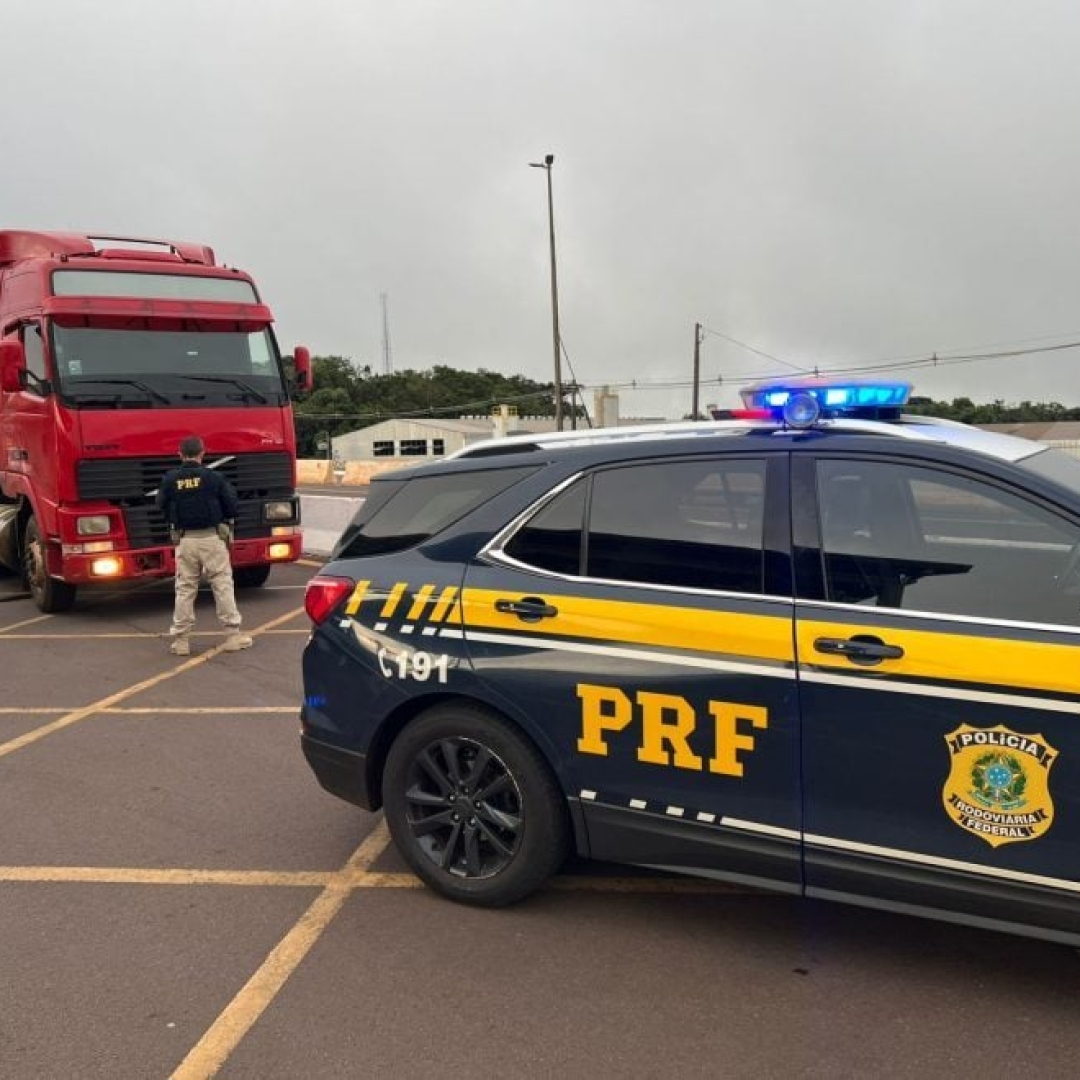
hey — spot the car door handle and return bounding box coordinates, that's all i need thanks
[494,597,559,622]
[814,635,904,664]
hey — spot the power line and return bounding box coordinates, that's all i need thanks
[698,325,808,372]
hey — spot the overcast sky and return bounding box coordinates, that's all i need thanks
[5,0,1080,418]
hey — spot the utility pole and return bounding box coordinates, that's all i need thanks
[692,322,704,420]
[529,154,563,430]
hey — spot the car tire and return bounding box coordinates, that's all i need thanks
[383,703,569,906]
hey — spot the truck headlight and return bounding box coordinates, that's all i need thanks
[264,500,296,523]
[77,515,112,536]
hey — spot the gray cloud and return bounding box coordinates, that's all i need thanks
[5,0,1080,417]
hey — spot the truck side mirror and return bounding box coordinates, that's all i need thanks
[0,339,26,393]
[292,346,313,393]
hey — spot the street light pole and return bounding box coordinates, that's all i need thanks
[529,153,564,431]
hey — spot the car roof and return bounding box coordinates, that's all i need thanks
[445,415,1046,467]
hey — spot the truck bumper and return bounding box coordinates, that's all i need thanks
[57,533,304,583]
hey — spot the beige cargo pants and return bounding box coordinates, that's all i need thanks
[169,529,243,641]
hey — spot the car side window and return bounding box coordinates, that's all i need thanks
[817,459,1080,624]
[502,478,587,574]
[504,458,767,592]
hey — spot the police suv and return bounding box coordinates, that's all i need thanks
[301,378,1080,945]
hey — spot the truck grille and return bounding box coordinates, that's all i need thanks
[76,452,293,549]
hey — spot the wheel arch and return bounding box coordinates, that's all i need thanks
[365,689,590,857]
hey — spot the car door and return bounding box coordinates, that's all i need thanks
[792,452,1080,941]
[462,451,804,891]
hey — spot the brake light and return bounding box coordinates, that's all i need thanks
[305,575,355,625]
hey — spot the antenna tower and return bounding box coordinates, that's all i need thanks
[380,292,394,375]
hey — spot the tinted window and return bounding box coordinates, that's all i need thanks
[503,479,587,574]
[817,459,1080,624]
[506,458,767,592]
[334,466,537,558]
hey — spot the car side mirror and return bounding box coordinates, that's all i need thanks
[0,339,26,393]
[292,346,312,393]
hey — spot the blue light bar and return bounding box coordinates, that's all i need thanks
[740,378,912,415]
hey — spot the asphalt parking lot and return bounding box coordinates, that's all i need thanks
[3,559,1080,1079]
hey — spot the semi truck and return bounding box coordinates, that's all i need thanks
[0,229,312,612]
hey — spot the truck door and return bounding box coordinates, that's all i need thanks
[2,322,54,495]
[792,453,1080,941]
[463,452,803,891]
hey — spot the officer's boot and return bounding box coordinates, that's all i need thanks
[224,632,253,652]
[169,636,191,656]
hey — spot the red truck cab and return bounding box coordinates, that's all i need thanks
[0,230,312,611]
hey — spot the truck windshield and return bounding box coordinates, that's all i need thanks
[51,325,287,408]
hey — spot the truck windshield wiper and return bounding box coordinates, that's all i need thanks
[67,378,171,404]
[178,375,269,403]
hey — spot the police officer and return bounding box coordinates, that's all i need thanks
[156,435,252,656]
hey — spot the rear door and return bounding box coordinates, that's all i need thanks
[793,452,1080,940]
[462,451,804,891]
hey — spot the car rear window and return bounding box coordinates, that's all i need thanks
[332,466,538,558]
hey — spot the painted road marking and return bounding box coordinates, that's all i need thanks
[0,707,297,715]
[0,867,337,887]
[0,628,308,640]
[170,821,392,1080]
[0,863,744,894]
[0,613,52,634]
[0,823,748,1080]
[0,607,304,761]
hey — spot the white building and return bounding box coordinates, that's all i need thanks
[329,391,666,462]
[329,406,558,461]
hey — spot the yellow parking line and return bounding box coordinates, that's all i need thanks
[0,707,69,714]
[0,607,303,760]
[0,626,308,641]
[100,706,298,715]
[171,821,392,1080]
[0,863,744,894]
[0,613,52,635]
[0,866,335,887]
[0,706,297,715]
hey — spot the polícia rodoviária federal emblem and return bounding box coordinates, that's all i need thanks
[943,725,1057,848]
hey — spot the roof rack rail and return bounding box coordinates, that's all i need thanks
[0,229,215,268]
[83,234,216,265]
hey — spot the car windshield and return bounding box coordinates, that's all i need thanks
[50,325,286,407]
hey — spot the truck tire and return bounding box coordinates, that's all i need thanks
[383,703,569,906]
[233,565,271,588]
[23,516,77,613]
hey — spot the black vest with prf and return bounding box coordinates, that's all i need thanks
[161,463,232,530]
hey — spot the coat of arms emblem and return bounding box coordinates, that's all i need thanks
[942,724,1057,848]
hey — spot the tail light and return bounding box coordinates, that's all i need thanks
[305,575,355,625]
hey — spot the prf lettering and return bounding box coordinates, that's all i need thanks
[177,477,202,490]
[576,682,768,776]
